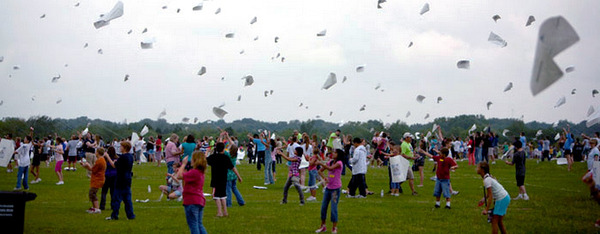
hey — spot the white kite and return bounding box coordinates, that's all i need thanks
[242,75,254,86]
[492,15,501,22]
[588,105,596,117]
[416,95,426,103]
[424,113,430,119]
[158,109,167,119]
[356,65,365,73]
[140,38,155,49]
[93,1,124,29]
[317,29,327,37]
[192,3,203,11]
[536,130,543,137]
[197,66,206,76]
[468,124,477,133]
[0,139,16,167]
[322,73,337,90]
[406,111,411,118]
[554,96,566,108]
[554,133,561,141]
[526,16,536,26]
[140,125,149,136]
[586,106,600,127]
[225,33,235,38]
[250,16,257,24]
[82,127,89,136]
[594,89,599,97]
[502,129,510,137]
[457,60,470,69]
[530,16,580,96]
[437,97,443,103]
[504,82,513,92]
[565,66,575,73]
[420,3,430,15]
[432,124,438,132]
[487,101,493,110]
[213,107,228,119]
[131,132,140,146]
[488,32,507,47]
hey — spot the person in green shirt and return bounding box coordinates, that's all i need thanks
[327,130,341,150]
[400,133,418,196]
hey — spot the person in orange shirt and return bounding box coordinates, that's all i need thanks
[82,148,107,214]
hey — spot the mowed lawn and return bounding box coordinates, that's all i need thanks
[1,158,597,233]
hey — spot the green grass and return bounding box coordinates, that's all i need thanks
[1,159,597,233]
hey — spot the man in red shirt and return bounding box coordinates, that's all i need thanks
[419,148,458,209]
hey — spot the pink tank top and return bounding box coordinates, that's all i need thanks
[327,160,343,189]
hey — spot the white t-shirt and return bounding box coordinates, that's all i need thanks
[135,140,144,152]
[287,143,301,157]
[301,143,313,157]
[452,141,461,152]
[16,142,32,167]
[483,175,508,200]
[587,147,600,171]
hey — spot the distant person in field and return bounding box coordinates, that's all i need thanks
[82,133,96,177]
[66,135,79,171]
[562,125,575,171]
[14,128,33,190]
[165,134,183,177]
[178,151,208,234]
[81,147,107,214]
[52,138,65,185]
[400,133,418,196]
[226,144,245,207]
[315,149,344,234]
[207,142,242,217]
[155,135,163,167]
[30,138,42,184]
[280,146,305,205]
[104,141,136,220]
[419,148,457,209]
[348,137,368,198]
[478,162,510,234]
[586,139,599,172]
[505,141,529,200]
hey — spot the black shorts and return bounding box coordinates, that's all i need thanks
[564,149,572,155]
[32,154,41,166]
[516,175,525,187]
[414,158,425,167]
[41,153,49,161]
[213,185,227,198]
[68,156,78,162]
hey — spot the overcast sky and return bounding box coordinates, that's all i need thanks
[0,0,598,125]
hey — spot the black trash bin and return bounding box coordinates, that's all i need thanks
[0,191,36,234]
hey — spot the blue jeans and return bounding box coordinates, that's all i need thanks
[308,170,318,188]
[321,188,341,222]
[475,147,482,164]
[264,155,274,184]
[16,166,29,189]
[226,180,245,207]
[111,187,135,219]
[167,161,175,180]
[184,204,207,234]
[433,179,451,198]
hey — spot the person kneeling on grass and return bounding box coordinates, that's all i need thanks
[81,148,107,214]
[159,163,183,201]
[478,162,510,234]
[419,148,457,209]
[178,151,208,234]
[315,149,344,234]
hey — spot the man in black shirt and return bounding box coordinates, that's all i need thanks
[505,141,529,201]
[105,141,136,220]
[208,142,242,217]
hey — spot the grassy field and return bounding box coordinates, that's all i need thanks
[1,158,597,233]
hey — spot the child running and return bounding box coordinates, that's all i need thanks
[315,149,344,233]
[419,148,457,209]
[477,162,510,234]
[178,151,208,234]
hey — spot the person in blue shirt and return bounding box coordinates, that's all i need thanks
[104,141,135,220]
[248,133,267,171]
[181,135,197,169]
[563,125,574,172]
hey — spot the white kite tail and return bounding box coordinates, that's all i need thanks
[294,180,325,190]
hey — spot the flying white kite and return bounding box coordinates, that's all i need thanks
[416,95,426,103]
[420,3,429,15]
[322,73,337,90]
[317,29,327,37]
[140,125,149,136]
[212,107,228,119]
[488,32,507,47]
[526,16,536,26]
[457,60,470,69]
[554,96,566,108]
[93,1,124,29]
[530,16,579,96]
[504,82,513,92]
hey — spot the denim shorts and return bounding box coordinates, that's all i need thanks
[493,195,511,216]
[308,170,318,187]
[433,179,450,198]
[391,182,400,189]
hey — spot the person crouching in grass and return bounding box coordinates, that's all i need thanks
[81,147,107,214]
[478,162,510,234]
[419,148,457,209]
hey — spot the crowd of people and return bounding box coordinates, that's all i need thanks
[3,126,600,233]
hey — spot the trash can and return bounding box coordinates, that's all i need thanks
[0,191,37,234]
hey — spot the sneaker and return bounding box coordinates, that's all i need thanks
[346,195,355,198]
[177,196,183,202]
[491,161,496,165]
[31,180,39,184]
[356,195,366,198]
[513,194,522,200]
[367,191,374,195]
[105,217,116,220]
[13,187,20,191]
[341,189,348,194]
[523,194,529,201]
[435,204,440,208]
[393,193,400,197]
[86,208,95,213]
[280,201,287,205]
[92,208,101,214]
[304,189,310,193]
[430,176,437,181]
[299,202,305,206]
[445,205,451,209]
[37,178,42,183]
[417,184,423,187]
[264,183,270,185]
[306,196,317,201]
[331,227,338,234]
[452,190,460,195]
[56,181,64,185]
[315,225,327,233]
[412,191,418,196]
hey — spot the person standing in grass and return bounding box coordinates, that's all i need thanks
[419,148,457,209]
[505,140,529,200]
[226,144,245,207]
[178,151,208,234]
[100,147,118,210]
[52,138,65,185]
[105,141,135,220]
[14,128,33,190]
[315,149,344,234]
[399,133,418,196]
[306,148,321,201]
[348,138,367,198]
[207,142,242,217]
[478,162,510,234]
[81,147,107,214]
[280,146,305,205]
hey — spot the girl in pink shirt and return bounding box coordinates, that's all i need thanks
[177,151,208,234]
[315,149,344,234]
